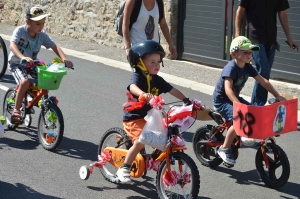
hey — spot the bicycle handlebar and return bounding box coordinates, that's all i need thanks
[20,59,74,70]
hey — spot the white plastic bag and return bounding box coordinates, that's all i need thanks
[173,116,195,133]
[139,108,168,151]
[46,63,65,72]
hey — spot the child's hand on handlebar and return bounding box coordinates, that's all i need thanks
[21,57,33,65]
[276,95,286,102]
[183,98,192,106]
[63,60,74,69]
[140,93,154,102]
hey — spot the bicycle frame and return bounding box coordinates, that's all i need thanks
[26,83,49,109]
[157,145,187,172]
[208,116,273,169]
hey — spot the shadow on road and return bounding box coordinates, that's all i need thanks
[0,73,16,84]
[182,131,194,143]
[54,136,99,161]
[0,181,62,199]
[86,175,206,199]
[86,176,157,198]
[2,126,99,161]
[213,166,300,198]
[0,126,39,150]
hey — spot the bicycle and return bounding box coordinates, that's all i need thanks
[0,35,8,78]
[3,59,69,151]
[79,97,201,199]
[192,98,297,189]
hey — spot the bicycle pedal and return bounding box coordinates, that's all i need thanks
[11,120,23,125]
[214,145,220,156]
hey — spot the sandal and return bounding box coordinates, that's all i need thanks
[11,110,23,125]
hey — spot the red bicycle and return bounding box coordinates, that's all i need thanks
[192,99,291,189]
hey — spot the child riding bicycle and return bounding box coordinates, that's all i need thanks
[212,36,286,166]
[117,40,191,183]
[8,6,73,124]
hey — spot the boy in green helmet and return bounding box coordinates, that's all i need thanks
[212,36,286,166]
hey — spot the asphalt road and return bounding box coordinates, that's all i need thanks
[0,40,300,199]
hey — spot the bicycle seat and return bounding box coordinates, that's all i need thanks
[209,111,224,125]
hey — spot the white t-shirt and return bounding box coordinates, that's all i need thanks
[8,25,56,66]
[130,0,160,45]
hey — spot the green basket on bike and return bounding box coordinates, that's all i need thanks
[37,65,67,90]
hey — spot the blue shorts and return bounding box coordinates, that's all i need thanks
[213,97,251,123]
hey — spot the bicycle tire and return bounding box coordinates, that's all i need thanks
[2,88,19,130]
[156,152,200,199]
[98,127,131,183]
[255,143,290,189]
[192,125,224,168]
[37,103,64,151]
[0,36,8,78]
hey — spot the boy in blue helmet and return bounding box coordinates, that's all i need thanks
[117,40,190,183]
[213,36,286,166]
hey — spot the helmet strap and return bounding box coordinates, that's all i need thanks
[136,58,151,93]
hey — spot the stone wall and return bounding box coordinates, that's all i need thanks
[0,0,178,57]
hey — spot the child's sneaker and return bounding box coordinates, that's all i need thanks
[116,165,131,184]
[217,146,236,165]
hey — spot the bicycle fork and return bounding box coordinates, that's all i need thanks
[259,138,276,169]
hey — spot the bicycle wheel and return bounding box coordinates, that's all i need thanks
[0,36,8,78]
[2,88,19,130]
[37,103,64,151]
[156,152,200,199]
[255,143,290,189]
[98,127,131,183]
[192,125,224,168]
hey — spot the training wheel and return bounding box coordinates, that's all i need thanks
[79,165,90,180]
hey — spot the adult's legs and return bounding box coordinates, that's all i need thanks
[251,43,276,105]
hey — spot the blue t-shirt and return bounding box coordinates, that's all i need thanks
[8,25,56,66]
[213,60,258,102]
[123,68,173,121]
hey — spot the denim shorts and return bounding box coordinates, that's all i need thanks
[213,97,251,123]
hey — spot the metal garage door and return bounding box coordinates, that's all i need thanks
[178,0,300,82]
[178,0,228,67]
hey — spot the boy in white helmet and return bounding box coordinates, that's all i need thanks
[212,36,286,166]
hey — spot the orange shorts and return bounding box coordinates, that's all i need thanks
[123,118,146,142]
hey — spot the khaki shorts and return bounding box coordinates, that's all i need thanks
[123,118,146,142]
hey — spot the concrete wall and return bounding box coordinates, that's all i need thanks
[0,0,178,57]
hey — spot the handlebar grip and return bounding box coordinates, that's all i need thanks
[20,59,28,64]
[20,59,40,65]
